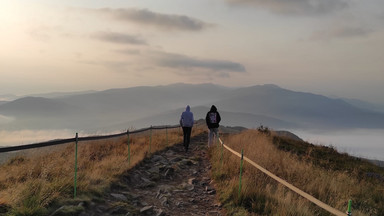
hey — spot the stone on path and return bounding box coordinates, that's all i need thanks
[79,133,222,216]
[110,193,127,201]
[140,205,154,214]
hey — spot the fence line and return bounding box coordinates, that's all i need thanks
[218,138,347,216]
[0,124,349,215]
[0,124,180,153]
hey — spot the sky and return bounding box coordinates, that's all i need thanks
[1,0,384,103]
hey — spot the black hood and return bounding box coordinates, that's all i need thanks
[210,105,217,112]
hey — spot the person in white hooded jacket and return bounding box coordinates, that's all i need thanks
[180,105,194,152]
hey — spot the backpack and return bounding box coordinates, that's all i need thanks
[209,113,217,124]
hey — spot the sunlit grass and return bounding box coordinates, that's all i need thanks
[0,125,206,215]
[210,129,384,215]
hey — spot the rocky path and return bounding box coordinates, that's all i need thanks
[80,133,223,216]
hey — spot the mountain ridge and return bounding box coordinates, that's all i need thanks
[0,83,383,132]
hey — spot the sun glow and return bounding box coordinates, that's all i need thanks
[0,2,22,27]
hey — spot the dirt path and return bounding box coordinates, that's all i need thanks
[80,133,223,216]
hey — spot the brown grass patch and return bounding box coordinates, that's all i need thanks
[0,125,206,214]
[211,129,383,215]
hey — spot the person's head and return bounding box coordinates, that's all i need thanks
[210,105,217,112]
[186,105,190,112]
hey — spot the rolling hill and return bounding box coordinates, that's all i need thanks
[100,106,297,131]
[0,97,80,117]
[211,84,384,129]
[0,83,384,132]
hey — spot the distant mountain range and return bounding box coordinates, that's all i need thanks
[1,83,384,132]
[341,98,384,114]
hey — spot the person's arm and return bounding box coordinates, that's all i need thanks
[217,112,221,124]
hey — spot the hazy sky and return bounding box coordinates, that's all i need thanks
[1,0,383,103]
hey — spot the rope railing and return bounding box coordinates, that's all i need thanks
[0,124,351,215]
[0,124,180,153]
[0,123,181,199]
[218,137,349,216]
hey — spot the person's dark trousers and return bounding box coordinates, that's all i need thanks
[182,127,192,152]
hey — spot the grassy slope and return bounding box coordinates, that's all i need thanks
[210,130,384,216]
[0,126,206,216]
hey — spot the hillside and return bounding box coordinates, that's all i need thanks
[102,106,297,131]
[342,98,384,114]
[0,126,194,215]
[210,129,384,215]
[0,84,230,131]
[212,84,384,129]
[1,125,383,215]
[1,83,384,132]
[0,97,80,117]
[0,94,18,101]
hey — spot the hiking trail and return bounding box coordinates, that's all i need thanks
[75,133,223,216]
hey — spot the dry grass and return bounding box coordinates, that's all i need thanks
[0,125,206,215]
[210,130,384,216]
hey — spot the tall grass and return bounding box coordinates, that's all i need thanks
[0,126,206,215]
[210,130,384,216]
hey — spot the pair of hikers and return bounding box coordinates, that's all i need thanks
[179,105,221,152]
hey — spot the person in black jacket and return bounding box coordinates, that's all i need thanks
[205,105,221,147]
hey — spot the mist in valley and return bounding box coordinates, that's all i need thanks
[292,129,384,161]
[1,84,384,161]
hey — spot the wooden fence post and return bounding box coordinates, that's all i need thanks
[127,130,130,166]
[149,126,152,154]
[347,200,352,216]
[74,133,78,199]
[166,126,168,146]
[220,140,224,170]
[238,149,244,197]
[216,131,219,146]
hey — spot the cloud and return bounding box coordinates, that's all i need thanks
[91,31,147,45]
[0,115,14,125]
[150,51,246,73]
[27,25,63,41]
[115,49,141,55]
[226,0,348,16]
[79,50,246,76]
[311,25,372,41]
[79,60,130,71]
[94,8,213,31]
